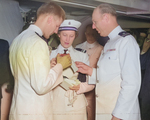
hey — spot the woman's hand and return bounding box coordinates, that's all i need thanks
[69,84,80,92]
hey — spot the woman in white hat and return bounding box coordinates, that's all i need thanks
[50,19,95,120]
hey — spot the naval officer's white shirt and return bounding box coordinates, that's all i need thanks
[89,26,141,120]
[50,44,95,94]
[50,44,89,64]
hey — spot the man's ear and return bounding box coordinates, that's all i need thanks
[102,13,109,23]
[47,15,53,25]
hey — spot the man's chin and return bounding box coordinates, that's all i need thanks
[100,33,107,37]
[64,44,70,48]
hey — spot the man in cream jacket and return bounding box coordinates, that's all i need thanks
[9,2,71,120]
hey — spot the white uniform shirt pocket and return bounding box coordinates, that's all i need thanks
[106,51,117,60]
[98,50,120,81]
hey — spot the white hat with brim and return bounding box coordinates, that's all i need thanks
[59,19,81,31]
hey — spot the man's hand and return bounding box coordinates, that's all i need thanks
[57,53,72,69]
[75,61,93,76]
[111,115,121,120]
[50,58,56,68]
[69,84,80,92]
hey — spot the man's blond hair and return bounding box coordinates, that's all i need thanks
[37,2,65,21]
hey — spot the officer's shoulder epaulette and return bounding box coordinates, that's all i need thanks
[35,32,48,44]
[75,48,86,53]
[35,32,44,39]
[118,31,130,37]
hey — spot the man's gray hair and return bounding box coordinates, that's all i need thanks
[96,4,117,17]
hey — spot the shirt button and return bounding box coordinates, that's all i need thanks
[97,65,99,68]
[96,94,98,98]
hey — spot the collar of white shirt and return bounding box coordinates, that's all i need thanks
[28,24,43,36]
[108,25,123,40]
[56,44,74,54]
[86,41,98,49]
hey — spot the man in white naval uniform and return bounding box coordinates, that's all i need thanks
[75,3,141,120]
[9,2,71,120]
[76,24,103,120]
[50,19,95,120]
